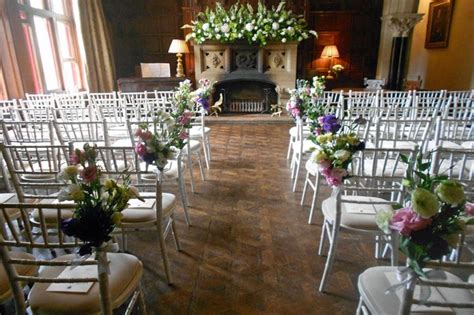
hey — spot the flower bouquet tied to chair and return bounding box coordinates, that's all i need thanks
[376,152,473,276]
[59,144,143,256]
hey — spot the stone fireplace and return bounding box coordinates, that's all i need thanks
[192,41,298,113]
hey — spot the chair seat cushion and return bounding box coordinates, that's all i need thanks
[31,207,74,225]
[28,253,142,314]
[358,266,474,315]
[189,126,210,137]
[289,126,310,137]
[0,251,38,301]
[293,140,316,153]
[183,140,201,154]
[354,158,407,177]
[141,160,179,181]
[379,140,418,150]
[322,195,392,231]
[121,192,176,223]
[305,159,319,176]
[111,138,132,147]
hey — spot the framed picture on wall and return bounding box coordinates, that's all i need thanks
[425,0,454,49]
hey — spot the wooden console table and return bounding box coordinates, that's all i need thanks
[117,77,187,92]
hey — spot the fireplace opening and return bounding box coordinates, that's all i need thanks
[213,79,278,113]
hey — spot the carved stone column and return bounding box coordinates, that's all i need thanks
[383,13,423,90]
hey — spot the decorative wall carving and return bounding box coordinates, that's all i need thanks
[233,50,258,70]
[204,50,226,71]
[265,50,287,71]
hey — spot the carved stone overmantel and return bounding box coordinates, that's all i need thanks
[382,13,424,37]
[192,40,298,93]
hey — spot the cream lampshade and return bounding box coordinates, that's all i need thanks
[321,45,339,79]
[168,39,189,78]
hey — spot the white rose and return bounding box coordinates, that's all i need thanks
[334,150,351,162]
[287,26,294,35]
[202,23,209,31]
[245,23,254,32]
[216,34,221,40]
[221,23,230,33]
[281,38,287,43]
[214,27,219,32]
[272,22,279,30]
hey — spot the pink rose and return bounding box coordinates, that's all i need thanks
[141,131,152,141]
[80,166,98,183]
[291,108,300,117]
[179,130,188,140]
[135,143,146,156]
[326,176,342,187]
[321,168,331,177]
[331,168,348,178]
[389,207,432,236]
[465,203,474,216]
[179,111,192,125]
[318,159,331,170]
[134,128,143,138]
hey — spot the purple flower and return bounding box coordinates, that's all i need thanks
[196,97,209,110]
[321,114,341,133]
[61,218,79,236]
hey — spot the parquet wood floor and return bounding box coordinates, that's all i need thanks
[127,123,387,315]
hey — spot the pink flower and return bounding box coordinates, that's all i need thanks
[321,167,348,187]
[199,78,210,87]
[69,150,85,165]
[315,127,322,135]
[318,116,325,124]
[134,128,143,138]
[389,207,432,236]
[80,165,98,183]
[326,176,343,187]
[317,159,331,170]
[290,107,300,117]
[135,143,146,156]
[179,111,192,125]
[141,131,152,141]
[465,203,474,216]
[179,130,188,140]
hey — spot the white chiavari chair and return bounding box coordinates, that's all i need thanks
[412,90,446,119]
[189,107,212,170]
[155,90,175,113]
[357,261,474,315]
[92,145,181,284]
[290,116,316,192]
[380,90,413,119]
[428,116,474,151]
[25,93,55,109]
[55,92,92,122]
[301,119,373,224]
[89,92,128,137]
[18,99,54,121]
[53,119,110,147]
[124,121,193,225]
[0,202,147,315]
[118,92,151,122]
[1,120,54,146]
[443,92,473,120]
[374,117,433,153]
[317,146,417,292]
[0,100,16,122]
[346,90,380,120]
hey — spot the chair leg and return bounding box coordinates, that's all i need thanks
[187,153,196,193]
[300,171,309,205]
[170,217,181,251]
[286,136,294,160]
[202,138,210,169]
[205,134,212,161]
[308,174,320,225]
[157,224,172,284]
[318,220,327,256]
[356,297,364,315]
[197,152,206,180]
[121,227,128,252]
[292,159,301,192]
[138,284,147,315]
[178,177,191,226]
[319,222,339,292]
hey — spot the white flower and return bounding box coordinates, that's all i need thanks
[278,17,284,23]
[214,27,219,32]
[245,23,254,32]
[287,26,294,35]
[216,34,221,40]
[221,23,230,33]
[281,38,287,43]
[202,23,209,31]
[334,150,351,162]
[272,22,279,30]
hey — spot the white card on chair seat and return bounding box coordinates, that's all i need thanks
[47,264,97,294]
[344,203,377,214]
[127,198,155,209]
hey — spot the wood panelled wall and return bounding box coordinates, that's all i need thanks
[103,0,382,88]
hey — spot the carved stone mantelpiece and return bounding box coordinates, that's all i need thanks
[193,40,298,93]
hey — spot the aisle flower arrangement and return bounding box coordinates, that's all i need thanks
[286,77,325,119]
[183,1,317,46]
[310,115,365,187]
[192,78,214,111]
[59,144,142,255]
[134,111,177,170]
[376,153,472,276]
[173,79,194,113]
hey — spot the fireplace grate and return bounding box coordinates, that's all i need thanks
[229,100,264,113]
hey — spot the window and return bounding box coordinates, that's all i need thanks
[9,0,85,93]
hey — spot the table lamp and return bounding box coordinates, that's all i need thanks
[321,45,339,79]
[168,39,189,78]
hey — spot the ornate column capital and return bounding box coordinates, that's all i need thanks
[381,13,424,37]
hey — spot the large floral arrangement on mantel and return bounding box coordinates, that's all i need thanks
[183,1,317,46]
